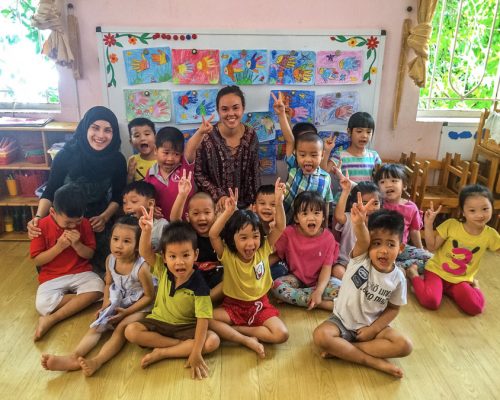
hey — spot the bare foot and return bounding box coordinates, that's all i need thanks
[406,264,419,280]
[370,358,404,378]
[242,336,265,358]
[141,348,169,369]
[34,315,55,342]
[472,279,480,289]
[41,353,80,371]
[78,356,102,377]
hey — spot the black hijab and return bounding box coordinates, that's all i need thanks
[63,106,122,180]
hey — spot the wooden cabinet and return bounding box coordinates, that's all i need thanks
[0,122,76,240]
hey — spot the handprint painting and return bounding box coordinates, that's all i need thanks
[124,89,172,122]
[220,50,268,85]
[315,50,363,85]
[269,90,315,124]
[172,49,220,84]
[315,91,359,125]
[243,112,276,142]
[123,47,172,85]
[173,89,219,124]
[269,50,316,85]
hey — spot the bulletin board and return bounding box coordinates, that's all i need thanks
[96,27,386,174]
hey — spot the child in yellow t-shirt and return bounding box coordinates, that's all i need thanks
[407,184,500,315]
[127,118,157,183]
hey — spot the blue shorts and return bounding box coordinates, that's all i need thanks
[327,314,357,342]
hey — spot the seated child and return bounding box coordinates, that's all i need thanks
[127,117,157,183]
[209,181,289,358]
[30,184,104,341]
[171,170,223,301]
[271,191,341,310]
[125,213,219,378]
[123,180,168,252]
[41,215,154,376]
[375,164,432,272]
[407,185,500,316]
[313,200,413,378]
[333,177,381,279]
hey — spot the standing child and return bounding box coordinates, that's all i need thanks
[41,216,154,376]
[127,118,157,183]
[125,215,219,378]
[30,184,104,341]
[333,177,381,279]
[271,191,341,310]
[407,185,500,315]
[313,201,413,378]
[209,181,289,357]
[375,163,432,272]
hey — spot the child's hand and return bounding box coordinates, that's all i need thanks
[65,229,81,246]
[323,133,336,156]
[330,159,342,175]
[223,188,238,214]
[139,206,154,232]
[424,201,442,225]
[271,91,286,116]
[198,115,215,136]
[274,177,286,203]
[356,325,378,342]
[185,352,209,380]
[178,169,192,197]
[338,169,352,192]
[308,289,323,310]
[89,215,106,233]
[95,303,110,318]
[351,192,375,225]
[56,232,72,250]
[127,157,137,180]
[108,307,128,324]
[215,196,228,214]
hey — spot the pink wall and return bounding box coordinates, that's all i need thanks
[59,0,442,160]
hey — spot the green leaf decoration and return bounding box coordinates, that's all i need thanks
[363,72,370,81]
[115,41,123,48]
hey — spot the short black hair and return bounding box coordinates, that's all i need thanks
[459,184,494,210]
[53,184,87,218]
[155,126,184,153]
[123,181,156,199]
[216,85,246,109]
[368,209,405,242]
[112,215,141,248]
[292,122,317,140]
[221,210,265,254]
[374,163,408,186]
[256,184,275,198]
[160,221,198,254]
[348,112,375,132]
[295,131,324,150]
[346,182,380,212]
[127,118,156,139]
[187,191,215,208]
[293,191,327,227]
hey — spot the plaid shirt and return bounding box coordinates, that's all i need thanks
[284,153,333,220]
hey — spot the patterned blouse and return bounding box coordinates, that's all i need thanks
[195,124,260,208]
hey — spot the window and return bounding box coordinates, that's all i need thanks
[0,0,60,111]
[418,0,500,118]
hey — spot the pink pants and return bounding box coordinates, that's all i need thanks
[411,270,485,316]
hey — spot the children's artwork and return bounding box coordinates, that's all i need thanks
[172,49,220,84]
[181,128,197,143]
[315,50,363,85]
[124,89,172,122]
[315,91,359,125]
[269,90,315,124]
[269,50,316,85]
[220,50,268,85]
[318,131,351,158]
[258,144,277,175]
[269,129,286,159]
[243,112,276,143]
[123,47,172,85]
[173,89,219,124]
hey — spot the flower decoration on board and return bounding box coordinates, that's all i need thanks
[102,32,198,87]
[330,35,380,85]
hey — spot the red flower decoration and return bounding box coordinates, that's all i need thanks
[109,53,118,63]
[152,33,160,39]
[103,33,116,47]
[128,37,137,45]
[367,36,379,50]
[161,33,168,39]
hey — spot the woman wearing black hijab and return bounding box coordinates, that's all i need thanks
[27,106,127,273]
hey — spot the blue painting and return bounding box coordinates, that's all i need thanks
[269,50,316,85]
[258,144,277,175]
[318,131,351,158]
[220,50,268,85]
[181,128,197,143]
[123,47,172,85]
[269,90,315,124]
[172,89,219,124]
[243,112,276,143]
[315,91,359,126]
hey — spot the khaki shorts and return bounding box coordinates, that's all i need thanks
[140,318,196,340]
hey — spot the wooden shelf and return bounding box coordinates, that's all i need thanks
[0,195,39,206]
[0,231,30,241]
[0,160,49,170]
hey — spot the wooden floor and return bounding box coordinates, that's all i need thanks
[1,242,500,400]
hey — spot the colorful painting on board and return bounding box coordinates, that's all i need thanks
[173,89,218,124]
[315,50,363,85]
[258,144,277,175]
[318,131,351,158]
[269,50,316,85]
[243,112,276,143]
[181,128,197,142]
[269,90,315,124]
[124,89,171,122]
[270,129,286,159]
[123,47,172,85]
[315,91,359,125]
[220,50,268,85]
[172,49,220,84]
